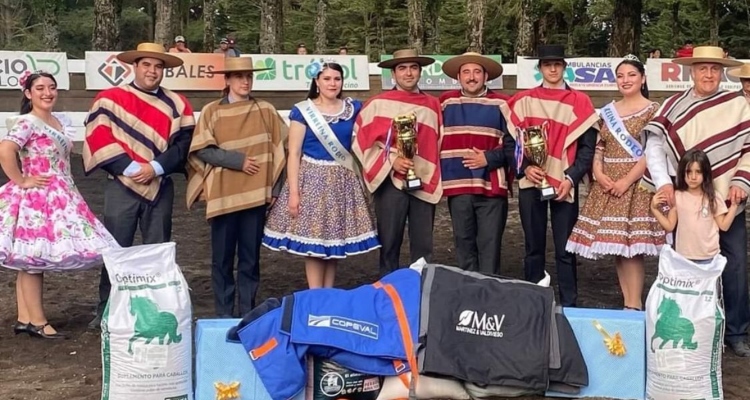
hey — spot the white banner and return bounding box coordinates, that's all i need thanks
[85,51,225,91]
[86,52,129,89]
[645,58,748,92]
[240,54,370,91]
[517,57,624,90]
[85,53,371,91]
[0,51,69,90]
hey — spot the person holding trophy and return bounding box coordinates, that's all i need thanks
[352,49,443,276]
[438,52,514,275]
[263,59,380,289]
[505,44,599,307]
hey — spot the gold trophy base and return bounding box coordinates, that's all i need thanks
[404,169,423,191]
[539,178,556,201]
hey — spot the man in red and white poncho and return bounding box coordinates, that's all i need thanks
[642,46,750,357]
[505,44,600,307]
[352,49,443,276]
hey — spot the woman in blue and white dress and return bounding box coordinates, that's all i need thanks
[263,60,380,288]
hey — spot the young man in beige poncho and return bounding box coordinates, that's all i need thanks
[186,57,287,318]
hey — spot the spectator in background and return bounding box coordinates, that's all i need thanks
[339,46,348,55]
[297,43,308,55]
[215,38,240,57]
[675,40,694,58]
[648,49,661,58]
[169,36,192,53]
[229,38,242,56]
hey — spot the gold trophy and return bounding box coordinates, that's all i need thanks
[520,123,556,201]
[393,113,422,191]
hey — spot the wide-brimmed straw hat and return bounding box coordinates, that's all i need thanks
[117,42,183,69]
[213,57,270,74]
[672,46,742,67]
[727,63,750,79]
[377,49,435,69]
[442,52,503,80]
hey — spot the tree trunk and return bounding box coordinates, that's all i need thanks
[363,10,372,60]
[708,0,718,45]
[40,0,59,51]
[146,0,154,41]
[203,0,216,52]
[515,0,534,58]
[466,0,485,52]
[260,0,283,53]
[671,0,680,53]
[154,0,176,49]
[0,0,11,47]
[608,0,642,56]
[535,14,549,49]
[425,0,441,53]
[407,0,424,54]
[92,0,122,51]
[314,0,327,53]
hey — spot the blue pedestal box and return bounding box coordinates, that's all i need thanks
[546,308,646,400]
[195,319,307,400]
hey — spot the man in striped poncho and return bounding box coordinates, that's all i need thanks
[439,52,514,275]
[82,43,195,329]
[352,49,443,276]
[642,46,750,357]
[506,44,600,308]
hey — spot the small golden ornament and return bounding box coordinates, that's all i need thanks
[593,320,627,357]
[214,381,240,400]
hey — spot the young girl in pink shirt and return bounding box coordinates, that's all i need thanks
[650,148,739,262]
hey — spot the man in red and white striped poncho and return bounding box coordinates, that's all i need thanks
[642,46,750,357]
[352,49,443,276]
[505,44,600,308]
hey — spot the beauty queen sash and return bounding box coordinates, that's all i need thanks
[296,99,358,172]
[24,113,73,156]
[600,102,643,159]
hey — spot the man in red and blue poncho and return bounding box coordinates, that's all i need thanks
[439,52,514,275]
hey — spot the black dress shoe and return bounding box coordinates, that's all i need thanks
[12,321,30,335]
[28,323,67,340]
[728,340,750,357]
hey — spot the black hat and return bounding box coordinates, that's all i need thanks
[528,44,571,61]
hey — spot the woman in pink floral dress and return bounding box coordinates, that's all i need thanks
[0,71,119,339]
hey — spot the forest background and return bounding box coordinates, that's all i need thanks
[0,0,746,62]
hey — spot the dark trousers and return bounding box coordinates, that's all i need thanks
[210,205,267,317]
[448,194,508,275]
[97,179,174,315]
[719,210,750,342]
[518,187,579,307]
[373,180,436,276]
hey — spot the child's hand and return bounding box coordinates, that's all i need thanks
[651,192,665,209]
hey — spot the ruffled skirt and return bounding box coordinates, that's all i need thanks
[0,176,120,272]
[263,156,380,259]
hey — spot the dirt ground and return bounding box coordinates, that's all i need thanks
[0,154,748,400]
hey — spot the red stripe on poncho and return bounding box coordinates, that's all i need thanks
[505,86,598,193]
[352,90,443,204]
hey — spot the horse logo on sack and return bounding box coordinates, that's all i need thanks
[128,296,183,355]
[650,296,698,352]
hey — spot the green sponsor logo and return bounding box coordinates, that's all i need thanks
[254,57,276,80]
[254,56,363,88]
